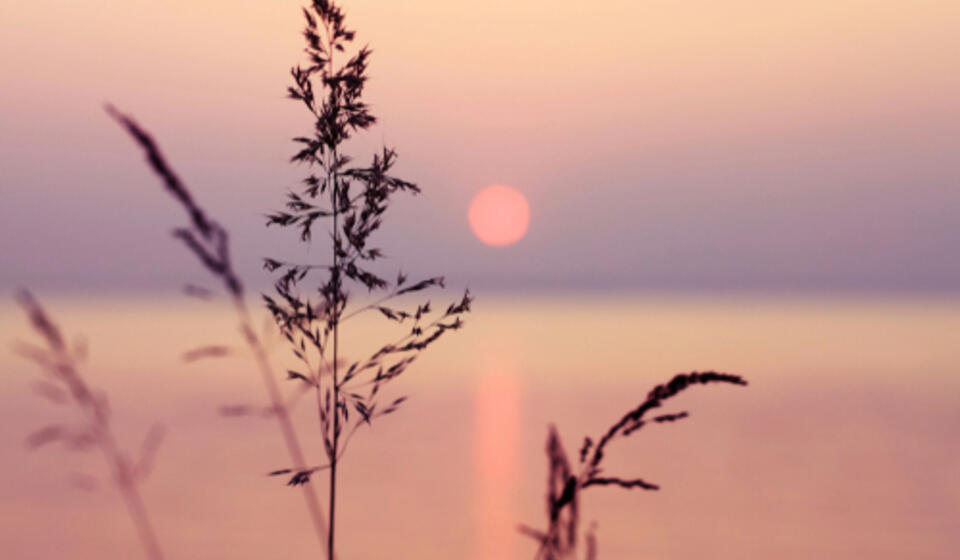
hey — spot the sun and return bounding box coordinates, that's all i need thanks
[468,185,530,247]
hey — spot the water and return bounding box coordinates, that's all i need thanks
[1,294,958,559]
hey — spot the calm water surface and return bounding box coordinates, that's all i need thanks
[1,294,958,559]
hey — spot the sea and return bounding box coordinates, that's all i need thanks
[1,293,957,559]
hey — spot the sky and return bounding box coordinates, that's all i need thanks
[1,0,959,293]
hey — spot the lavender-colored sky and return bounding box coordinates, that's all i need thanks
[1,0,958,294]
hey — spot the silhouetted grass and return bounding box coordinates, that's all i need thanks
[262,2,471,557]
[110,2,470,557]
[521,371,748,559]
[13,291,165,560]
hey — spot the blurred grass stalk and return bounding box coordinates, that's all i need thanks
[14,291,166,560]
[106,105,332,556]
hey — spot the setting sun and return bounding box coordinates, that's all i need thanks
[467,185,530,247]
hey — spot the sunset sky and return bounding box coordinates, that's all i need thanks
[2,3,960,559]
[2,0,958,293]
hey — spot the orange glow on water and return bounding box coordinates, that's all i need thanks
[474,365,520,560]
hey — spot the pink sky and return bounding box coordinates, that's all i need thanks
[1,0,959,292]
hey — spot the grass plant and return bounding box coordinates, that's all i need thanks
[521,371,748,559]
[110,2,470,557]
[14,291,166,560]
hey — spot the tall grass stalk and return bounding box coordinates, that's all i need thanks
[106,107,331,556]
[264,2,471,557]
[110,2,470,557]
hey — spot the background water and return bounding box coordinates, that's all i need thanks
[1,294,958,559]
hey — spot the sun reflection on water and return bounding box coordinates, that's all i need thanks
[474,364,521,559]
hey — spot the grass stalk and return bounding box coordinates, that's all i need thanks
[264,3,472,555]
[108,106,332,558]
[237,301,331,556]
[15,291,166,560]
[522,371,748,559]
